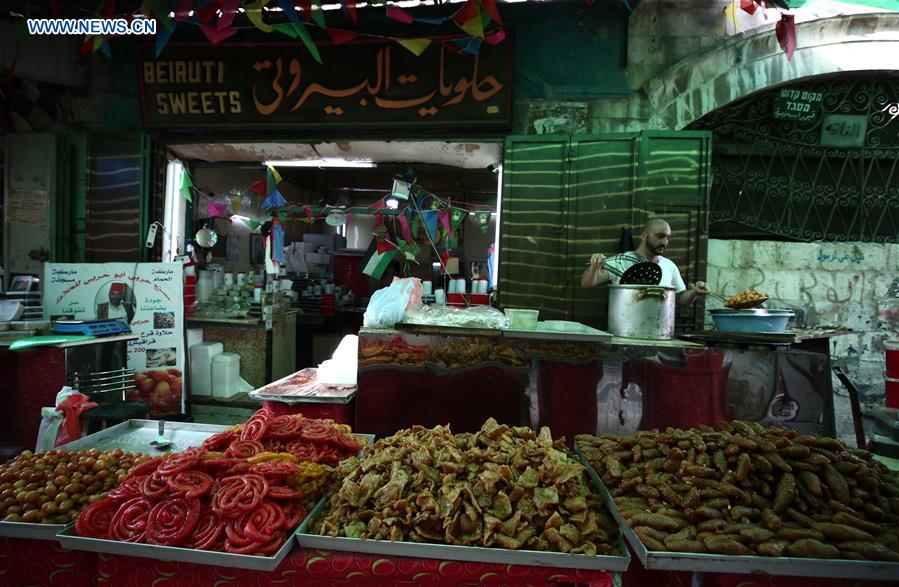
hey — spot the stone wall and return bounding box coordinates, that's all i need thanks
[707,239,899,437]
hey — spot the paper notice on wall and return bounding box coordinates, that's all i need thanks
[7,190,48,225]
[43,262,185,418]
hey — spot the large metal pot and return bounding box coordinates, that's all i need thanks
[607,285,676,339]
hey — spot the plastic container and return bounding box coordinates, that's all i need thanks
[886,341,899,378]
[505,308,539,330]
[470,293,489,306]
[709,309,794,333]
[212,353,241,399]
[190,342,223,397]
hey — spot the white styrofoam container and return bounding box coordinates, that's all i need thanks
[190,342,223,396]
[212,352,241,399]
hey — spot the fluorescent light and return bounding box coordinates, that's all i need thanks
[264,159,376,168]
[492,165,503,289]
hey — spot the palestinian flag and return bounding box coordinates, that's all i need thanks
[361,238,397,279]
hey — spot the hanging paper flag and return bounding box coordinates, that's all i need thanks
[440,248,450,273]
[310,0,326,29]
[246,218,262,231]
[485,28,505,46]
[246,0,274,33]
[267,165,282,184]
[194,0,219,24]
[327,28,358,45]
[452,0,479,25]
[98,40,111,58]
[277,0,300,23]
[218,0,240,30]
[361,238,397,279]
[394,37,431,57]
[416,17,445,26]
[263,188,287,209]
[92,34,106,53]
[273,22,299,38]
[338,0,357,25]
[421,209,439,240]
[293,21,323,64]
[739,0,758,15]
[200,24,237,44]
[386,5,414,24]
[775,13,796,60]
[272,220,285,264]
[481,0,503,26]
[374,213,384,231]
[80,37,94,57]
[302,204,315,218]
[438,209,453,235]
[208,201,229,217]
[229,193,243,215]
[180,168,194,202]
[155,21,177,57]
[174,0,193,22]
[249,178,268,196]
[450,37,480,56]
[397,211,413,243]
[410,209,420,238]
[476,211,491,234]
[724,1,743,33]
[450,207,466,231]
[460,14,485,39]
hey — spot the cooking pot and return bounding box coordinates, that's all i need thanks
[607,285,676,340]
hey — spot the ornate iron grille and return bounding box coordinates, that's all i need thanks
[689,73,899,243]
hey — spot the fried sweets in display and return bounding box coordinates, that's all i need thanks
[576,421,899,562]
[315,418,620,556]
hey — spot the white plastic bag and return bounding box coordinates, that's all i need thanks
[363,280,417,327]
[35,408,64,452]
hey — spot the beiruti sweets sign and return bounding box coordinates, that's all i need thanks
[137,41,512,129]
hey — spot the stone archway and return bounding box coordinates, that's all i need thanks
[645,13,899,130]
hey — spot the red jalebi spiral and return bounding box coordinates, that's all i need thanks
[168,470,214,498]
[109,497,153,542]
[75,497,120,539]
[145,496,201,547]
[225,439,265,459]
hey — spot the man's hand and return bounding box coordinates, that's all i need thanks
[589,253,606,271]
[581,253,609,288]
[691,281,709,298]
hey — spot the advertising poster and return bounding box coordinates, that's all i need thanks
[44,263,184,418]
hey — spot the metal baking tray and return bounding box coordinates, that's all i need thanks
[59,420,230,453]
[294,495,630,571]
[0,520,68,541]
[573,440,899,581]
[56,523,295,571]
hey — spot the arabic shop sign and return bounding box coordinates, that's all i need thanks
[137,41,511,129]
[773,88,824,123]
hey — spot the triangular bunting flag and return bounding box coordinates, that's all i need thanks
[200,24,237,44]
[180,168,193,203]
[411,210,420,238]
[481,0,503,26]
[338,0,357,24]
[267,165,282,184]
[327,27,358,45]
[273,22,300,38]
[155,21,177,57]
[249,179,267,196]
[386,5,414,24]
[310,0,325,29]
[450,207,466,231]
[453,0,479,25]
[208,201,229,217]
[421,209,439,240]
[194,0,219,23]
[397,210,413,243]
[775,13,796,61]
[395,37,431,57]
[173,0,193,22]
[476,211,491,234]
[485,28,505,45]
[296,0,312,21]
[247,218,262,231]
[294,21,323,64]
[460,15,484,39]
[219,0,240,30]
[230,193,243,215]
[277,0,300,23]
[245,0,274,33]
[362,238,397,279]
[262,189,287,209]
[438,209,453,235]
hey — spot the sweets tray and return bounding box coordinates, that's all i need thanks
[0,421,229,541]
[56,523,295,571]
[573,440,899,581]
[294,496,630,571]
